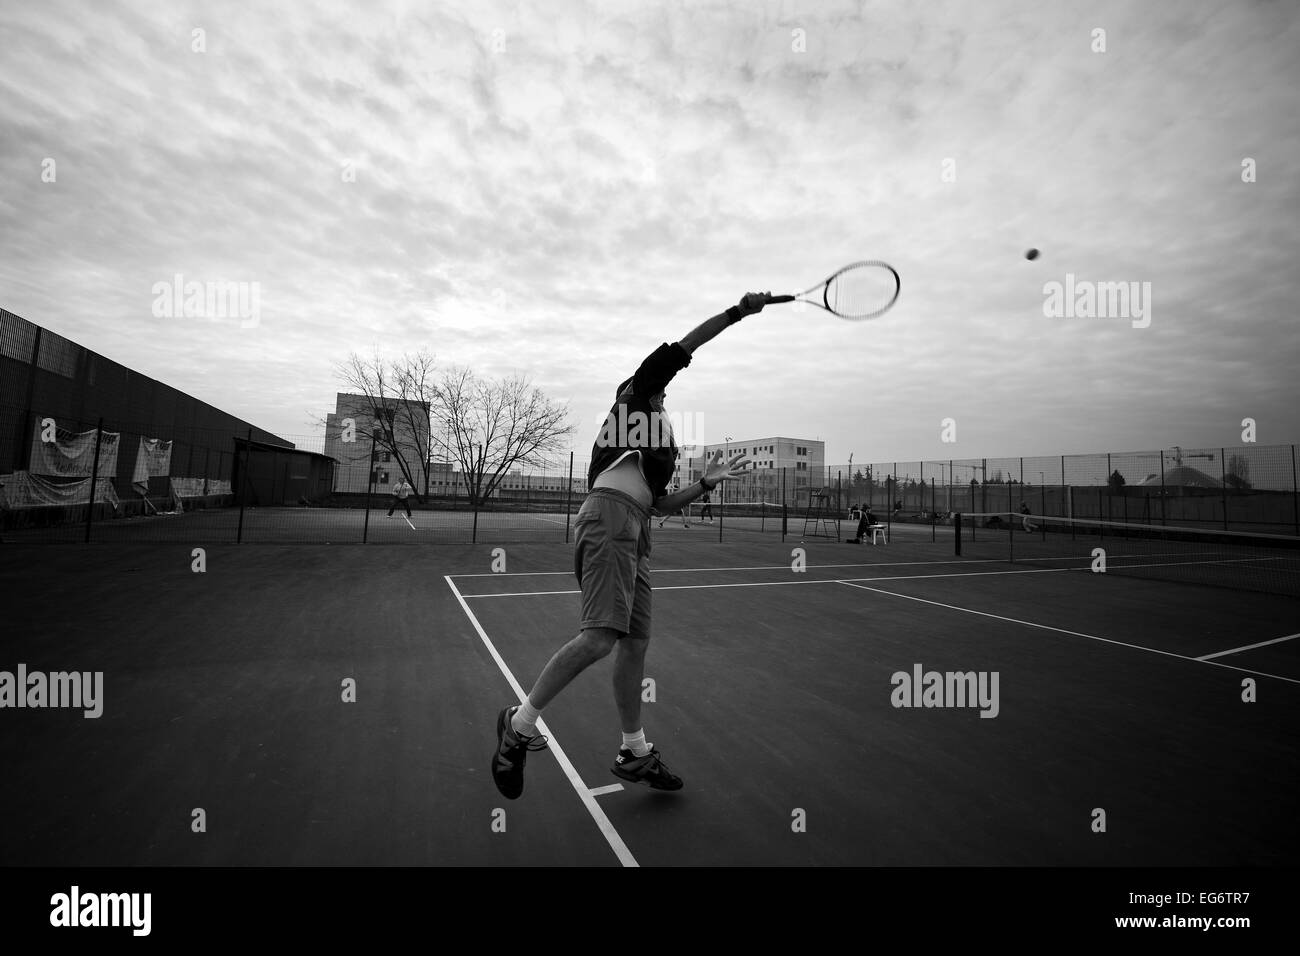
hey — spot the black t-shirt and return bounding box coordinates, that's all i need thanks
[587,342,692,499]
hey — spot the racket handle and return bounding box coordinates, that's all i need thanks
[768,294,796,303]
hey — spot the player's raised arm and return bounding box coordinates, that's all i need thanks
[677,292,781,355]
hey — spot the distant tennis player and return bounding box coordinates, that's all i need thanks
[387,477,413,518]
[658,483,692,529]
[1019,499,1034,533]
[699,490,714,523]
[490,293,773,798]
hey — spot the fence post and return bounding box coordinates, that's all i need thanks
[1159,450,1167,526]
[471,445,481,544]
[1060,455,1066,522]
[1106,453,1112,522]
[886,473,893,541]
[565,452,574,543]
[718,467,724,542]
[1220,448,1229,531]
[236,428,252,544]
[362,428,376,544]
[84,417,104,543]
[203,445,211,495]
[781,466,786,542]
[1292,445,1298,537]
[1041,478,1046,540]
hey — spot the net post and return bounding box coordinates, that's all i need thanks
[1220,448,1228,531]
[237,428,252,544]
[954,512,962,556]
[565,451,574,543]
[1069,487,1075,539]
[84,417,104,543]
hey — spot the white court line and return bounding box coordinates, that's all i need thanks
[461,565,1082,598]
[443,575,638,867]
[531,515,570,526]
[836,580,1300,686]
[1197,632,1300,661]
[450,559,970,579]
[588,784,624,797]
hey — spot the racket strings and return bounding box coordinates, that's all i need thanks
[823,264,899,319]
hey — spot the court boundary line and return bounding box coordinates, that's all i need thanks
[443,574,638,867]
[1197,632,1300,661]
[459,565,1086,598]
[835,580,1300,686]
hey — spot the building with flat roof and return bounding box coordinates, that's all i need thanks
[324,393,430,494]
[685,437,826,504]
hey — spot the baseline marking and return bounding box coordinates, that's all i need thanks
[443,575,638,867]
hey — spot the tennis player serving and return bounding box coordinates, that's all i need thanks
[490,292,775,797]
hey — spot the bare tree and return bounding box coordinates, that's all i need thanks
[439,366,573,506]
[333,349,436,498]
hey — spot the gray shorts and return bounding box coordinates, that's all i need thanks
[573,488,653,638]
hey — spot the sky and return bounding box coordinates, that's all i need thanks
[2,0,1297,471]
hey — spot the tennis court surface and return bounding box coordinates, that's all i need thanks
[1,520,1296,866]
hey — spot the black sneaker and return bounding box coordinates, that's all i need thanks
[612,746,683,791]
[492,705,548,799]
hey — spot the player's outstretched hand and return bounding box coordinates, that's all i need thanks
[704,450,750,487]
[737,291,790,316]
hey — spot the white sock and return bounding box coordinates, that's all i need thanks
[511,700,542,737]
[622,729,651,757]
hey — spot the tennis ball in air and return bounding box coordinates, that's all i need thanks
[1025,248,1040,260]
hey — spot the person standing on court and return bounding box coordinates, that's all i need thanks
[387,476,414,518]
[658,480,692,528]
[491,292,773,798]
[699,489,714,523]
[1019,499,1034,533]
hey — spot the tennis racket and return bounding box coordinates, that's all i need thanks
[768,261,901,320]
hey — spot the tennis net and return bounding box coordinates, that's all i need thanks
[717,499,786,533]
[954,511,1300,598]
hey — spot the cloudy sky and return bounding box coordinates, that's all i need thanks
[2,0,1297,469]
